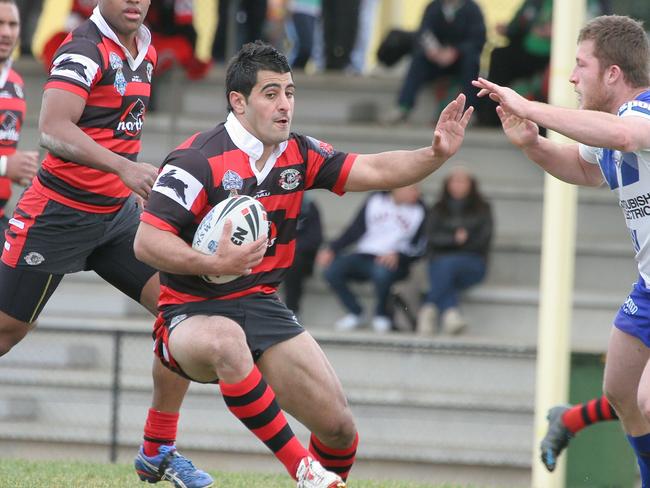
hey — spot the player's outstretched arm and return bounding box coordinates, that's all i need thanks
[134,220,267,277]
[344,94,473,191]
[493,105,603,187]
[39,88,158,199]
[473,77,650,152]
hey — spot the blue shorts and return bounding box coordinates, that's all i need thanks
[614,277,650,347]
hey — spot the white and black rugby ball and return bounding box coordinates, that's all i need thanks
[192,195,268,284]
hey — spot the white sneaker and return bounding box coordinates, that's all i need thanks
[371,315,392,333]
[334,314,363,331]
[416,303,438,336]
[296,456,346,488]
[441,307,467,335]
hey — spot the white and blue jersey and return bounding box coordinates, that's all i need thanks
[579,89,650,344]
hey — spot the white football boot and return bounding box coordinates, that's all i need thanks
[296,456,346,488]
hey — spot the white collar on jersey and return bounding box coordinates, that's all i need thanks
[90,6,152,71]
[0,58,13,90]
[224,111,289,185]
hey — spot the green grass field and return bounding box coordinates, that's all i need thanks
[0,459,472,488]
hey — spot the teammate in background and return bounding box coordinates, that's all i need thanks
[0,0,38,237]
[134,41,472,488]
[541,395,619,472]
[0,1,212,487]
[473,15,650,485]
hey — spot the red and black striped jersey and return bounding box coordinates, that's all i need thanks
[142,113,357,308]
[0,65,26,218]
[35,10,156,213]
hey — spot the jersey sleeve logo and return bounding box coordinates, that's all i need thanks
[154,165,203,210]
[51,53,99,87]
[306,136,334,158]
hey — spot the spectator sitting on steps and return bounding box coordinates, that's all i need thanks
[416,166,492,335]
[318,185,427,333]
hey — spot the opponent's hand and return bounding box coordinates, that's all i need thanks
[432,93,473,161]
[211,219,268,276]
[473,77,530,119]
[119,160,159,199]
[7,150,38,186]
[496,105,540,149]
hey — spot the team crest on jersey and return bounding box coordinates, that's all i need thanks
[13,84,23,99]
[222,170,244,194]
[146,63,153,82]
[278,168,302,190]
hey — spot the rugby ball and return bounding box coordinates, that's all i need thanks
[192,195,268,284]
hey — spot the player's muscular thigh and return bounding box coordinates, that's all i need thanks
[257,332,355,443]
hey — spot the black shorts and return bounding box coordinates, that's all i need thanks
[0,188,156,323]
[153,292,305,382]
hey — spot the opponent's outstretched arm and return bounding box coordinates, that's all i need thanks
[473,77,650,152]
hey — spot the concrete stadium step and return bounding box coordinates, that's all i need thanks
[299,279,617,352]
[6,320,536,405]
[487,237,636,291]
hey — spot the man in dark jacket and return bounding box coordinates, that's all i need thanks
[386,0,486,124]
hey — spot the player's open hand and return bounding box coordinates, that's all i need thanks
[473,77,529,119]
[212,219,268,276]
[432,93,473,162]
[8,150,39,186]
[496,105,540,149]
[120,160,159,199]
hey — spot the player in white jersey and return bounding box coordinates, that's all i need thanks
[473,15,650,486]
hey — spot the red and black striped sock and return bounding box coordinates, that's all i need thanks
[220,366,308,478]
[309,432,359,481]
[562,395,619,434]
[142,408,178,457]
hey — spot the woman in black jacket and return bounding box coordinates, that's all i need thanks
[417,166,492,334]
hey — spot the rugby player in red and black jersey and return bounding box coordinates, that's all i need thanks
[0,0,38,241]
[135,41,473,488]
[0,1,213,487]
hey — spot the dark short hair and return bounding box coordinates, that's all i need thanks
[225,41,291,112]
[578,15,650,87]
